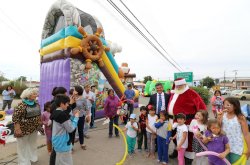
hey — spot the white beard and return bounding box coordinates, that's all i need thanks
[174,85,189,94]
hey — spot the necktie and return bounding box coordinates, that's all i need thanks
[158,94,162,114]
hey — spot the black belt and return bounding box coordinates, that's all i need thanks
[168,114,195,120]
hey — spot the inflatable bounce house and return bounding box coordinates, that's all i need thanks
[39,0,138,118]
[144,80,172,96]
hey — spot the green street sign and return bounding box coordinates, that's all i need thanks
[174,72,193,83]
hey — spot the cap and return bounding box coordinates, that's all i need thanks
[172,78,187,89]
[130,114,136,119]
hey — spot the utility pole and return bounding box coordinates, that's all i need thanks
[224,70,226,89]
[232,70,238,89]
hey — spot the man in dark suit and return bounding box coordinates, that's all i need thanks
[148,83,170,116]
[147,83,170,153]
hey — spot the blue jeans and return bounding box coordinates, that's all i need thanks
[157,136,169,163]
[90,106,96,127]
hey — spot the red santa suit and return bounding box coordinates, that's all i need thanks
[168,80,207,159]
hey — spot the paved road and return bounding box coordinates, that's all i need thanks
[0,96,249,165]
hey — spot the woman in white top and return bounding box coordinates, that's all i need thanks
[218,97,250,164]
[146,105,158,159]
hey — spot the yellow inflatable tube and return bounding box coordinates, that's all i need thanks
[232,137,248,165]
[113,124,128,165]
[40,36,81,56]
[102,52,125,94]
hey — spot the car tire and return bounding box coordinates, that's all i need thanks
[241,96,246,100]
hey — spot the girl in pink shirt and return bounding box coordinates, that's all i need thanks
[210,90,224,118]
[42,102,52,154]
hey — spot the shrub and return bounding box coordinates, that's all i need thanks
[191,86,211,105]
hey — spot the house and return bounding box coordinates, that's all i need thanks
[233,78,250,90]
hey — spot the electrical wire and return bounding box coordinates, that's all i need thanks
[107,0,182,72]
[119,0,184,71]
[0,8,36,46]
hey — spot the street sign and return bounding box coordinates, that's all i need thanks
[174,72,193,84]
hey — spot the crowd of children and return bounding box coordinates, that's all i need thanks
[40,88,250,165]
[122,97,250,165]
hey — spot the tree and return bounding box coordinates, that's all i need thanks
[215,78,220,85]
[17,76,27,82]
[202,76,215,88]
[143,76,153,84]
[0,75,8,82]
[221,80,231,83]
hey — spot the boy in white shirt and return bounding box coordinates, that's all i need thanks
[124,114,138,156]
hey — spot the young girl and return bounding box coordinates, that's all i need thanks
[124,114,138,156]
[210,90,224,118]
[170,113,188,165]
[146,105,158,159]
[218,97,250,164]
[42,102,52,154]
[202,119,230,165]
[189,110,208,165]
[154,111,171,165]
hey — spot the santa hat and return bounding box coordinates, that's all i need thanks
[172,78,187,89]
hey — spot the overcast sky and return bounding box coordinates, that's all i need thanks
[0,0,249,81]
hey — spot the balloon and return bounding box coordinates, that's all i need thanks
[196,151,231,165]
[113,124,128,165]
[5,108,14,115]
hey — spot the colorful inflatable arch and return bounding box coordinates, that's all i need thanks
[39,0,129,118]
[143,80,172,96]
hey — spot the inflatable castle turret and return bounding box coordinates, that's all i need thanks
[38,0,133,117]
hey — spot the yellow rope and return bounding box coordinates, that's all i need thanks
[113,124,128,165]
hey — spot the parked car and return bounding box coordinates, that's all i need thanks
[231,90,250,100]
[221,89,231,95]
[230,90,242,97]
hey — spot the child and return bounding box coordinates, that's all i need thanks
[146,105,158,159]
[124,113,138,156]
[218,97,250,164]
[189,110,208,165]
[154,111,171,165]
[137,106,147,152]
[51,94,79,165]
[42,102,52,154]
[215,96,223,112]
[170,113,188,165]
[202,119,230,165]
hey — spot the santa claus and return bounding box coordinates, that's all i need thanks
[168,78,207,164]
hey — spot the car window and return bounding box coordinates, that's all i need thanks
[246,91,250,94]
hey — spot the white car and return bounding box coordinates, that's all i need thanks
[221,89,231,95]
[230,90,242,97]
[233,90,250,100]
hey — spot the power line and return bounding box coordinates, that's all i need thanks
[107,0,182,72]
[119,0,183,71]
[0,8,36,46]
